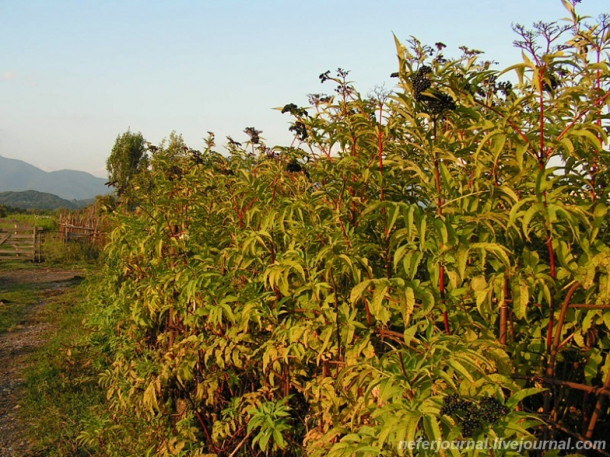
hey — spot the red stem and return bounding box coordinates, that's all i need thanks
[432,121,450,334]
[499,277,509,344]
[539,66,546,165]
[378,103,385,202]
[364,298,372,326]
[535,67,557,352]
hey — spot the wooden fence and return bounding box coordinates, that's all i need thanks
[58,205,107,246]
[59,222,106,245]
[0,225,42,262]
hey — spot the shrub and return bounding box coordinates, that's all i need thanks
[86,3,609,455]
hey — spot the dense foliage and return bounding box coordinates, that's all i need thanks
[106,130,148,197]
[87,3,609,456]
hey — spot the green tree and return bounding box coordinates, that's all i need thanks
[106,130,147,196]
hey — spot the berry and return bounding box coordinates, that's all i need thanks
[479,396,509,424]
[460,414,482,437]
[410,67,432,96]
[289,121,308,141]
[410,66,455,116]
[497,81,513,96]
[281,103,298,114]
[286,160,303,173]
[440,393,470,415]
[418,92,456,115]
[244,127,262,144]
[281,103,309,118]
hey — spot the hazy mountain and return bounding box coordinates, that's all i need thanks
[0,155,110,200]
[0,190,90,210]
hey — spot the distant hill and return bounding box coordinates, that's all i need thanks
[0,190,94,210]
[0,155,111,200]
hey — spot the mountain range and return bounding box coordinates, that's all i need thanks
[0,155,111,201]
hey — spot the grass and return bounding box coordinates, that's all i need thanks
[42,236,102,266]
[0,288,38,334]
[0,266,39,333]
[0,245,107,456]
[19,277,108,457]
[0,252,98,333]
[0,214,59,230]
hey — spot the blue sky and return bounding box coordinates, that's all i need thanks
[1,0,607,177]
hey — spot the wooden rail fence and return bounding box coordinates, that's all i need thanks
[0,225,42,262]
[59,222,106,244]
[58,205,107,246]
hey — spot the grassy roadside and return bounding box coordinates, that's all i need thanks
[18,274,108,457]
[0,261,39,334]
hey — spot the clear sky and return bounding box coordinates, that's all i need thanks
[1,0,607,178]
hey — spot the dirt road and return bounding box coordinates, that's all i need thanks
[0,268,84,457]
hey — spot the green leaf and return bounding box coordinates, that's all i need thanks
[515,278,530,319]
[506,388,546,408]
[351,280,372,304]
[447,359,476,384]
[569,128,603,149]
[422,416,444,455]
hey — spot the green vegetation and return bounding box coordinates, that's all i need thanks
[5,2,608,456]
[1,208,106,265]
[0,279,38,334]
[42,237,101,266]
[106,129,147,197]
[0,213,59,230]
[75,3,610,456]
[18,280,107,457]
[0,190,89,211]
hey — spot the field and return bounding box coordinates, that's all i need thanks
[0,214,58,231]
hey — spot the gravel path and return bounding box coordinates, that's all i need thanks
[0,268,83,457]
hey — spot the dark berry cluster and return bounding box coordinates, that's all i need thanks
[286,159,309,178]
[308,93,332,106]
[440,393,469,415]
[281,103,309,118]
[226,136,242,147]
[289,121,308,141]
[244,127,262,145]
[419,93,456,115]
[146,142,159,153]
[497,81,513,96]
[441,394,510,438]
[461,409,482,438]
[281,104,309,141]
[166,165,183,181]
[479,396,510,424]
[286,159,303,173]
[542,71,562,92]
[410,66,432,96]
[188,148,204,165]
[319,70,331,83]
[410,65,456,116]
[477,76,513,98]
